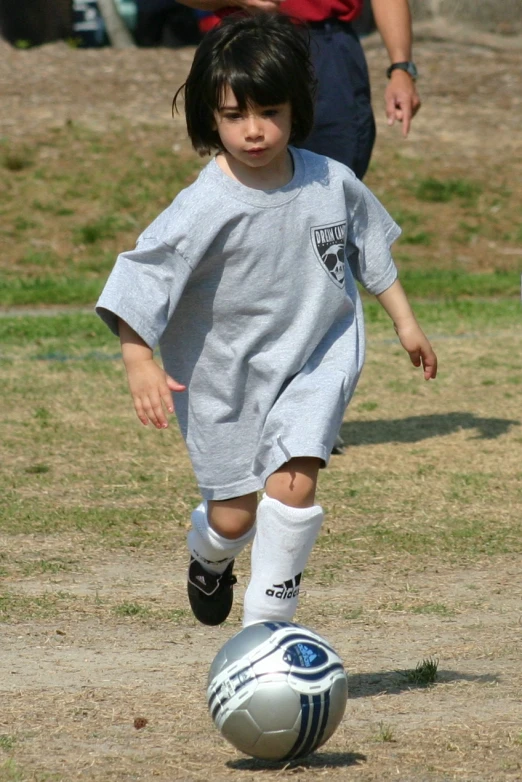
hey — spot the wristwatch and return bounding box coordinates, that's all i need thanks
[386,61,418,81]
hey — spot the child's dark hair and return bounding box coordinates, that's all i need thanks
[173,12,316,155]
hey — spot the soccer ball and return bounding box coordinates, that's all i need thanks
[207,621,348,761]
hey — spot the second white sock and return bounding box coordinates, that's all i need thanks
[243,495,324,626]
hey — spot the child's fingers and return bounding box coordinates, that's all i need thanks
[166,375,186,393]
[422,350,438,380]
[162,376,186,416]
[408,349,421,367]
[160,386,175,415]
[132,396,150,427]
[137,392,169,429]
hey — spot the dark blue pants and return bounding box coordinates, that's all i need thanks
[300,21,376,180]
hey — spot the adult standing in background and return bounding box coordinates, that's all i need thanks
[177,0,421,180]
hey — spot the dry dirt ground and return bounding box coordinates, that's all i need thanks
[1,20,522,782]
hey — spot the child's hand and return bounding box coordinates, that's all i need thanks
[395,318,438,381]
[125,357,186,429]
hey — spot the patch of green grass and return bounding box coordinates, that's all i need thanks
[32,200,75,216]
[376,722,395,742]
[0,735,16,751]
[0,497,194,545]
[34,407,52,427]
[454,220,481,244]
[0,275,104,307]
[316,514,522,565]
[389,208,423,229]
[413,177,481,204]
[2,147,34,171]
[114,602,152,618]
[21,559,75,576]
[73,214,134,245]
[18,249,59,269]
[357,401,378,412]
[363,296,522,333]
[113,602,192,623]
[0,758,61,782]
[396,269,520,299]
[343,606,363,620]
[0,592,77,621]
[405,657,439,686]
[12,216,37,232]
[24,463,51,475]
[0,760,21,782]
[0,314,114,351]
[400,231,433,246]
[447,472,492,501]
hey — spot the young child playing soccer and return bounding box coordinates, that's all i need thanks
[96,12,437,629]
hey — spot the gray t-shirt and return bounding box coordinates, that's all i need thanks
[97,147,399,500]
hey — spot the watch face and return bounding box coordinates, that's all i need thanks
[407,62,418,79]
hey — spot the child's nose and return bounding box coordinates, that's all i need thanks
[245,115,263,139]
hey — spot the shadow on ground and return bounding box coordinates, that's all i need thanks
[340,412,519,444]
[348,668,499,698]
[228,750,367,772]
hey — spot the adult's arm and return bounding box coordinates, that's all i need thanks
[176,0,281,11]
[370,0,421,136]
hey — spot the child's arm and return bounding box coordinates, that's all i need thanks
[375,279,437,380]
[119,319,186,429]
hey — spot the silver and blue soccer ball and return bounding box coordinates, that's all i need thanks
[207,621,348,761]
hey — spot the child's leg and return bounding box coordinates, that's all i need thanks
[187,493,257,574]
[243,457,323,626]
[187,492,257,626]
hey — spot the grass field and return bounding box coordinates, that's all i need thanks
[1,33,522,782]
[1,121,521,306]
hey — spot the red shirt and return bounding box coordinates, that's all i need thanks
[201,1,363,31]
[280,0,363,23]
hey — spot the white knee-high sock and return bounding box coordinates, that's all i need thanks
[243,495,323,627]
[187,502,256,575]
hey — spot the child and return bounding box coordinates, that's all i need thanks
[96,12,437,629]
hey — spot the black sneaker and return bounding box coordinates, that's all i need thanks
[187,558,237,626]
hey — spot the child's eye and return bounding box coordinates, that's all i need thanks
[262,109,279,117]
[223,112,242,121]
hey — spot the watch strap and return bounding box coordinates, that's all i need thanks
[386,61,418,80]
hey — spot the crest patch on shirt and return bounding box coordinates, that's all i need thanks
[310,221,347,288]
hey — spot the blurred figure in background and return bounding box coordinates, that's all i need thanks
[135,0,202,46]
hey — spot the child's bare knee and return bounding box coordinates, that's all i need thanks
[208,493,257,539]
[265,457,321,508]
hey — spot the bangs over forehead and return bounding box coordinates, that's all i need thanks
[212,45,293,110]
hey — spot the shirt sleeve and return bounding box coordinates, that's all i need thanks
[344,179,401,296]
[96,235,194,350]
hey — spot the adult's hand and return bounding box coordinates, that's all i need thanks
[177,0,281,10]
[385,69,421,137]
[229,0,282,9]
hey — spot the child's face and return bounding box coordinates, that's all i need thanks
[214,86,292,174]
